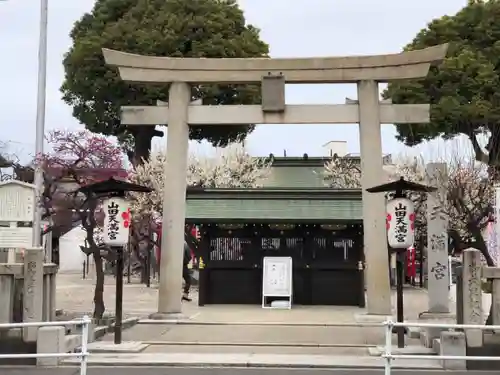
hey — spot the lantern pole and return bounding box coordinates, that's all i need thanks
[392,187,406,348]
[114,241,124,344]
[111,192,126,345]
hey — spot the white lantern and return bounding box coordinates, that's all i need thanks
[102,196,131,246]
[386,197,415,249]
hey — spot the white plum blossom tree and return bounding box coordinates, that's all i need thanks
[322,153,495,263]
[129,143,272,221]
[323,154,431,240]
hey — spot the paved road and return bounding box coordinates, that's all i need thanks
[1,368,499,375]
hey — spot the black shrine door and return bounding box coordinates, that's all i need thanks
[198,226,262,305]
[308,225,364,306]
[198,223,364,306]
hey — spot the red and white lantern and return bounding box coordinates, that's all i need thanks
[102,196,131,246]
[386,197,415,249]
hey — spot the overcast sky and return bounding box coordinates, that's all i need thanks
[0,0,468,162]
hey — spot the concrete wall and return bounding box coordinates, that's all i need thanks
[58,225,87,273]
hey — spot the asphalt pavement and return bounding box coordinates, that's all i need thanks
[1,367,499,375]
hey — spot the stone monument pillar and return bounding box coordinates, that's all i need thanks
[357,80,391,315]
[23,247,44,342]
[154,82,191,318]
[426,162,450,313]
[418,163,454,347]
[462,248,483,347]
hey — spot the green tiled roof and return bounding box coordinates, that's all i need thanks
[186,188,362,222]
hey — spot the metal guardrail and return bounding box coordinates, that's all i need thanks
[0,315,91,375]
[382,321,500,375]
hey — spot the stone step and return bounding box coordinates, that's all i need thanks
[369,345,436,357]
[407,326,421,339]
[87,341,148,353]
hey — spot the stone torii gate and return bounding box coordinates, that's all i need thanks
[103,44,448,318]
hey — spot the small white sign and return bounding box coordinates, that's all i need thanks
[386,197,415,249]
[262,256,293,309]
[0,180,35,222]
[0,227,33,248]
[102,197,130,246]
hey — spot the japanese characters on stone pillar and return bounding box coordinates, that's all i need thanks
[23,247,44,342]
[102,196,131,246]
[426,163,449,313]
[462,248,483,347]
[494,184,500,266]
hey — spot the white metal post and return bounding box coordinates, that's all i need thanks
[384,320,393,375]
[32,0,49,247]
[80,315,90,375]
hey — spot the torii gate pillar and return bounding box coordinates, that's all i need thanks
[103,44,448,317]
[155,82,191,317]
[357,80,389,315]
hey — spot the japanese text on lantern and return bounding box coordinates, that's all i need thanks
[103,197,130,246]
[387,197,415,249]
[107,201,119,240]
[394,202,408,242]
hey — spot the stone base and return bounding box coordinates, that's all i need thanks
[418,311,456,320]
[36,326,65,366]
[440,331,466,370]
[87,341,148,353]
[354,313,394,323]
[418,311,456,348]
[149,312,187,321]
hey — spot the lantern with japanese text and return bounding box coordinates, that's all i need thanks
[386,197,415,249]
[367,177,436,350]
[77,177,152,345]
[103,196,131,246]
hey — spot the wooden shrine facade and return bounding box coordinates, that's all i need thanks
[186,188,365,307]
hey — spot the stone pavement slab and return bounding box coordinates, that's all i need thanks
[99,322,421,348]
[56,273,455,324]
[368,346,435,356]
[87,341,149,353]
[55,274,200,317]
[60,352,443,369]
[3,368,498,375]
[143,344,369,356]
[137,324,386,346]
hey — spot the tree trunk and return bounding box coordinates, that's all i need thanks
[130,126,163,167]
[93,250,105,319]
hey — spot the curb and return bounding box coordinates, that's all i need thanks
[143,341,372,348]
[138,320,384,327]
[61,354,443,370]
[65,361,442,370]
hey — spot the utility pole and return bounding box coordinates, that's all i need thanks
[32,0,49,247]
